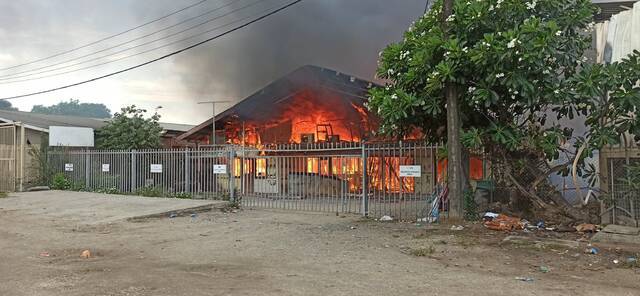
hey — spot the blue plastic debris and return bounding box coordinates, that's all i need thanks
[585,247,599,255]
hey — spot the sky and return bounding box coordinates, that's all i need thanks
[0,0,426,124]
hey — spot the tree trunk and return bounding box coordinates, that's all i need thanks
[446,86,464,219]
[441,0,464,219]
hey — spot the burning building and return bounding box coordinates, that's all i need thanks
[177,65,483,208]
[177,65,379,146]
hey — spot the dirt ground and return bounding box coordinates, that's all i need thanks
[1,194,639,295]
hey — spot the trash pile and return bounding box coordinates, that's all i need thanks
[482,212,601,234]
[483,213,526,231]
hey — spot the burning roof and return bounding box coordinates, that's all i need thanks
[179,65,380,145]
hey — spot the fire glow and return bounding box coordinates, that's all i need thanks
[221,86,419,194]
[224,88,374,145]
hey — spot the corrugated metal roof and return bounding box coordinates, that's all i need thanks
[0,109,194,132]
[593,0,638,21]
[158,122,195,132]
[0,109,107,130]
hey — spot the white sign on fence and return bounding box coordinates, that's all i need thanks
[101,164,110,172]
[64,163,74,172]
[213,164,227,174]
[150,164,163,173]
[399,165,421,177]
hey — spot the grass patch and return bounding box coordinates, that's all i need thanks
[411,245,435,257]
[0,192,7,198]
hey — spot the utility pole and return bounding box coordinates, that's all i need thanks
[424,0,432,14]
[441,0,464,219]
[198,101,231,146]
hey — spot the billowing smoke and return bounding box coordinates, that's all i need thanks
[0,0,425,122]
[167,0,426,107]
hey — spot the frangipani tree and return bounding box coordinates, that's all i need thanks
[96,105,163,150]
[368,0,640,218]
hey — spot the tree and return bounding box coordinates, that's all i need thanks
[96,106,163,150]
[31,99,111,118]
[368,0,640,220]
[441,0,464,219]
[0,99,18,111]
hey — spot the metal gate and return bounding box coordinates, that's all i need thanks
[603,157,640,226]
[239,142,437,220]
[0,124,16,192]
[239,144,365,214]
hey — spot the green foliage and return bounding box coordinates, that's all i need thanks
[620,164,640,192]
[50,173,72,190]
[96,105,163,150]
[173,192,193,199]
[463,190,479,221]
[133,186,193,199]
[28,135,54,186]
[135,186,164,197]
[31,99,111,118]
[368,0,640,177]
[0,99,18,111]
[0,192,7,198]
[94,187,122,194]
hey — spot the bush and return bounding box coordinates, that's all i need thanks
[50,173,72,190]
[135,186,164,197]
[172,192,192,199]
[94,187,121,195]
[464,190,479,221]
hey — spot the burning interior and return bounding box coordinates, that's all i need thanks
[178,65,379,146]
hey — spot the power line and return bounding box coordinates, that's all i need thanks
[0,0,266,83]
[0,0,247,80]
[0,0,303,101]
[0,0,271,84]
[0,0,210,72]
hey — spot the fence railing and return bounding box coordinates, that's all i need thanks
[47,142,440,220]
[0,124,16,192]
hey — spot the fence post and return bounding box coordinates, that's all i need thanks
[229,149,235,202]
[19,123,25,192]
[361,143,368,217]
[85,149,90,190]
[184,148,191,194]
[131,150,137,193]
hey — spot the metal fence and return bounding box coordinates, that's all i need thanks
[48,148,233,200]
[47,142,439,220]
[602,157,640,226]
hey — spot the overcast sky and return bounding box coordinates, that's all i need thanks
[0,0,425,124]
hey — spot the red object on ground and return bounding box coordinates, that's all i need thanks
[484,214,524,231]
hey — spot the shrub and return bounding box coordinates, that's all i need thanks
[464,190,479,221]
[135,186,164,197]
[172,192,192,199]
[50,173,72,190]
[95,187,121,195]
